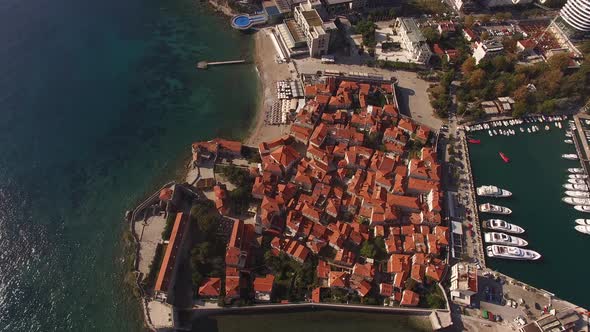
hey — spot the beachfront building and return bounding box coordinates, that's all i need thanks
[395,18,432,65]
[473,40,504,65]
[449,263,478,306]
[294,0,335,57]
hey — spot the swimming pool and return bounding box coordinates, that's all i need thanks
[230,14,267,30]
[232,15,252,29]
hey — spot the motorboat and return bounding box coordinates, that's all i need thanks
[574,205,590,213]
[476,185,512,198]
[469,139,481,144]
[565,190,590,198]
[484,232,528,247]
[567,178,586,185]
[575,219,590,225]
[562,154,578,160]
[569,174,588,179]
[564,139,573,144]
[499,152,510,163]
[486,245,541,260]
[563,183,589,191]
[575,225,590,235]
[563,197,590,205]
[483,219,524,233]
[568,168,585,174]
[479,203,512,215]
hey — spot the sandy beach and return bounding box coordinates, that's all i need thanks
[245,28,296,147]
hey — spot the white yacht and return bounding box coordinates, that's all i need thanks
[569,174,588,179]
[562,154,578,160]
[575,219,590,225]
[563,197,590,205]
[567,178,586,185]
[479,203,512,215]
[564,139,573,144]
[575,225,590,235]
[486,245,541,260]
[476,185,512,198]
[568,168,585,174]
[565,190,590,198]
[484,232,528,247]
[574,205,590,213]
[563,183,589,191]
[483,219,524,234]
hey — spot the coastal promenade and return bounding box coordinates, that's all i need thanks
[457,130,487,267]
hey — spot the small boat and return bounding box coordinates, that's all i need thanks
[563,197,590,205]
[468,139,481,144]
[574,205,590,213]
[563,183,589,191]
[569,174,588,179]
[483,219,524,234]
[484,232,528,247]
[564,139,573,144]
[520,128,524,133]
[565,190,590,198]
[575,219,590,225]
[568,168,585,174]
[562,154,578,160]
[499,152,510,163]
[476,185,512,198]
[479,203,512,215]
[567,178,586,185]
[565,132,573,137]
[575,225,590,235]
[527,128,531,133]
[486,245,541,260]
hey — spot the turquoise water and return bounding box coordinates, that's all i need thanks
[0,0,257,330]
[468,124,590,309]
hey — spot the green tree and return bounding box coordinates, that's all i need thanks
[360,240,377,258]
[467,69,486,88]
[461,57,476,75]
[421,26,440,43]
[547,53,571,72]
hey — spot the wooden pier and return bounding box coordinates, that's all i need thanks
[197,59,246,69]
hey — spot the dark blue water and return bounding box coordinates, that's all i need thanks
[0,0,257,330]
[469,125,590,309]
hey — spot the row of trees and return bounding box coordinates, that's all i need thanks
[189,201,225,291]
[219,164,254,215]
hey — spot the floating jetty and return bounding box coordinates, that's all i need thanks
[197,59,246,69]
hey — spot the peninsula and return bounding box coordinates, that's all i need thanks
[125,0,590,330]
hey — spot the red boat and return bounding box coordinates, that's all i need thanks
[499,152,510,163]
[468,139,481,144]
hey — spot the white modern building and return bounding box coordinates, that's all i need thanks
[294,0,335,57]
[473,40,504,65]
[449,263,478,306]
[560,0,590,32]
[395,18,432,65]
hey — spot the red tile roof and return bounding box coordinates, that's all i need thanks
[198,277,221,297]
[400,289,420,306]
[155,212,186,293]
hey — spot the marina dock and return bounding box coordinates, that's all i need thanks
[197,60,246,69]
[572,114,590,184]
